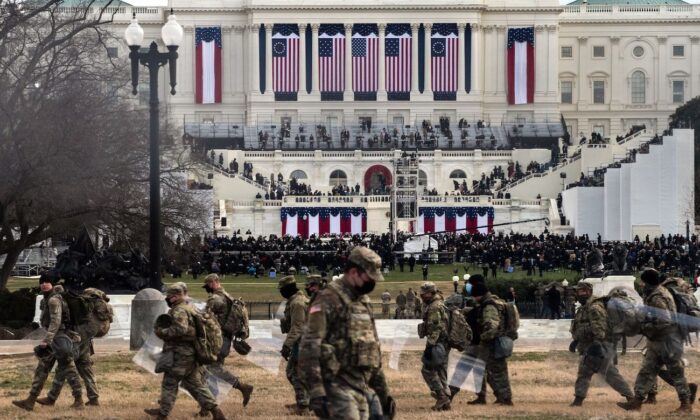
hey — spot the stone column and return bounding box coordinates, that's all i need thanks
[534,25,546,96]
[547,25,558,97]
[344,24,352,95]
[378,23,387,99]
[577,36,587,106]
[311,24,319,95]
[657,35,667,106]
[483,25,495,95]
[181,26,194,95]
[411,23,420,96]
[298,23,307,94]
[232,25,245,94]
[457,23,466,99]
[610,36,620,107]
[496,26,506,95]
[471,24,482,96]
[265,24,273,95]
[222,26,233,98]
[251,24,261,95]
[424,23,432,95]
[692,36,700,98]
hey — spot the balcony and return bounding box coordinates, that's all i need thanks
[561,3,699,20]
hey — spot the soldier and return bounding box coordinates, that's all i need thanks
[418,282,451,411]
[569,282,633,406]
[298,247,395,420]
[406,288,416,317]
[12,277,83,411]
[381,289,392,317]
[278,275,310,414]
[470,279,513,405]
[395,290,406,319]
[202,274,254,407]
[618,269,693,413]
[305,274,323,303]
[144,284,226,420]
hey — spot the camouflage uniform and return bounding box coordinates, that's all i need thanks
[406,290,416,315]
[632,285,690,402]
[45,323,99,403]
[419,288,450,401]
[153,288,218,417]
[280,276,310,409]
[29,286,82,401]
[476,293,512,403]
[381,291,391,317]
[299,248,391,420]
[395,292,406,319]
[570,296,633,401]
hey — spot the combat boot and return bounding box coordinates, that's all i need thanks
[71,396,84,409]
[690,383,698,404]
[570,397,584,407]
[495,398,513,406]
[289,404,309,415]
[144,408,165,418]
[210,406,228,420]
[467,395,486,405]
[236,382,254,407]
[86,398,99,406]
[675,400,692,413]
[617,396,643,411]
[448,386,461,402]
[432,392,451,411]
[644,392,657,404]
[36,396,56,406]
[12,395,37,411]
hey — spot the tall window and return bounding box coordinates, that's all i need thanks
[418,170,428,187]
[290,170,308,180]
[329,170,347,186]
[673,80,685,104]
[561,46,572,58]
[449,169,467,179]
[673,45,685,57]
[593,46,605,58]
[561,81,573,104]
[631,71,645,104]
[593,81,605,104]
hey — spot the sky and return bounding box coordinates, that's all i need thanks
[126,0,700,7]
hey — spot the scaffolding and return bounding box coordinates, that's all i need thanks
[391,152,420,242]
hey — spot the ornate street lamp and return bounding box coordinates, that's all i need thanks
[125,10,183,289]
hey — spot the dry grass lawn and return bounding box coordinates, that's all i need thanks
[1,350,699,419]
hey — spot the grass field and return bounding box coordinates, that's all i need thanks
[6,265,584,302]
[0,350,696,419]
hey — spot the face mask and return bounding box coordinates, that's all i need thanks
[356,278,376,295]
[166,297,175,308]
[280,284,298,299]
[203,285,215,294]
[464,283,473,296]
[576,296,588,305]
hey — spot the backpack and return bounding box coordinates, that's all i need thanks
[502,301,520,341]
[190,309,223,365]
[446,307,473,352]
[662,278,700,333]
[601,288,640,337]
[221,294,250,339]
[62,289,114,338]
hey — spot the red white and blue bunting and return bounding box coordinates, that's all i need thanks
[281,207,367,238]
[415,207,494,235]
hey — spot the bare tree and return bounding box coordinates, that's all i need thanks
[0,2,208,290]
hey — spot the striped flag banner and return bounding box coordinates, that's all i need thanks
[507,27,535,105]
[415,207,494,235]
[431,23,458,100]
[281,207,367,238]
[272,24,299,101]
[195,27,222,104]
[352,24,378,100]
[319,24,345,100]
[386,23,412,100]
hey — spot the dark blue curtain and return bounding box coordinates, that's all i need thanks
[259,25,265,94]
[418,24,425,93]
[305,24,312,94]
[465,24,472,93]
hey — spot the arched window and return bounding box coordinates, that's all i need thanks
[449,169,467,179]
[290,170,307,180]
[631,71,645,104]
[418,170,428,187]
[329,170,347,186]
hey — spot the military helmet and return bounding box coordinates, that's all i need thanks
[574,281,593,291]
[306,275,322,286]
[155,314,173,329]
[278,275,296,289]
[203,273,220,286]
[348,246,384,282]
[165,283,186,297]
[33,344,53,359]
[420,281,437,294]
[232,339,251,355]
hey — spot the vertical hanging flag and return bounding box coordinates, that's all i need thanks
[352,24,378,101]
[281,208,367,238]
[319,24,345,101]
[195,27,222,104]
[272,24,299,101]
[507,27,535,105]
[386,23,412,101]
[415,207,494,234]
[465,23,472,94]
[431,23,458,100]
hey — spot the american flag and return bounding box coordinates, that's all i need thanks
[507,27,535,105]
[385,24,411,93]
[195,27,222,104]
[272,24,299,93]
[431,23,458,93]
[319,24,345,93]
[352,24,378,93]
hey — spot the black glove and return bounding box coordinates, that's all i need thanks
[423,345,434,361]
[383,395,396,420]
[281,345,291,360]
[569,340,578,353]
[310,396,330,418]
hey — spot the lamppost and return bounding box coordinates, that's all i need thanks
[124,11,183,289]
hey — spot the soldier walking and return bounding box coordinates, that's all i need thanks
[278,275,310,414]
[12,277,83,411]
[418,282,451,411]
[298,247,395,420]
[305,275,323,304]
[381,290,392,317]
[470,279,513,405]
[569,282,633,406]
[396,290,406,319]
[406,288,416,317]
[618,269,693,413]
[202,274,254,407]
[144,284,226,420]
